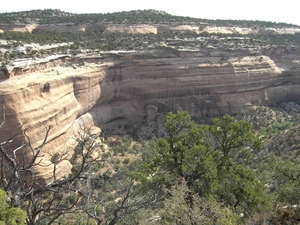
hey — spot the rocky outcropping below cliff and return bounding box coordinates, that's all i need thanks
[1,45,300,180]
[1,23,300,35]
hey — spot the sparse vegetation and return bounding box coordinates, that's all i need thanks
[2,102,300,224]
[2,8,300,224]
[1,9,300,64]
[0,9,298,28]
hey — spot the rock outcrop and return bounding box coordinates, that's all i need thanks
[92,47,300,134]
[0,60,108,182]
[1,45,300,181]
[1,23,300,35]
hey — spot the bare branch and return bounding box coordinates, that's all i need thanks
[0,96,5,130]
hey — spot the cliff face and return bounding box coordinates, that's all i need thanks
[92,47,300,133]
[0,62,107,181]
[1,46,300,180]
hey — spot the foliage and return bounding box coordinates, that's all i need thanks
[0,101,166,225]
[0,189,26,225]
[1,9,300,64]
[270,156,300,205]
[269,205,300,225]
[158,180,242,225]
[148,111,269,217]
[0,9,298,28]
[260,121,294,135]
[3,100,300,224]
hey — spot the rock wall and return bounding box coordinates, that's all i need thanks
[91,47,300,134]
[1,46,300,180]
[0,62,107,182]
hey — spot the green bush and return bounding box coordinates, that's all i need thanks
[0,189,26,225]
[122,158,130,164]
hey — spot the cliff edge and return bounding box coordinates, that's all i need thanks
[1,46,300,181]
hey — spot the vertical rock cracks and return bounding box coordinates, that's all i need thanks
[1,47,300,181]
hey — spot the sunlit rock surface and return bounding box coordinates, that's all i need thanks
[0,60,107,182]
[1,23,300,34]
[1,46,300,181]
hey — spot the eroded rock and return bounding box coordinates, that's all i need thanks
[1,46,300,181]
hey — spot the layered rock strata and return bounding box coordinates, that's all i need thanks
[0,62,108,181]
[1,46,300,181]
[1,23,300,35]
[92,47,300,133]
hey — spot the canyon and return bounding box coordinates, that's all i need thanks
[1,41,300,182]
[3,9,300,224]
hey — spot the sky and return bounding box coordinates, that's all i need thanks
[1,0,300,26]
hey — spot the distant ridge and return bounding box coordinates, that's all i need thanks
[0,9,299,28]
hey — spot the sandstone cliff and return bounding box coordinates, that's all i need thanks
[91,47,300,134]
[1,46,300,181]
[0,60,108,181]
[1,23,300,35]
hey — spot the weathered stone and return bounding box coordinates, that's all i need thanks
[1,24,300,35]
[0,63,106,182]
[1,46,300,181]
